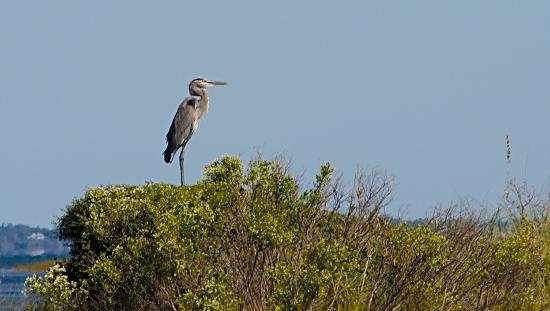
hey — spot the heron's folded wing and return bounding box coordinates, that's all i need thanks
[166,97,197,149]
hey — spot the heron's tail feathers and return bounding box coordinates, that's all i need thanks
[163,146,176,163]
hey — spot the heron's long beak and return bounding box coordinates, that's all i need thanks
[205,81,227,86]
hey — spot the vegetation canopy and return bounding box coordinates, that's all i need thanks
[25,155,549,310]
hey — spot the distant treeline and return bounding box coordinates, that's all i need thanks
[0,223,68,258]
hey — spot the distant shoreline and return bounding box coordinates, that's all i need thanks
[0,254,68,271]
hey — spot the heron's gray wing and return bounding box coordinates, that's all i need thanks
[163,97,197,163]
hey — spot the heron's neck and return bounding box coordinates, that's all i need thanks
[195,88,209,118]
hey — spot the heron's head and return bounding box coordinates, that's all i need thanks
[189,78,227,96]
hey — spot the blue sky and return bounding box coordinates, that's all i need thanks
[1,1,549,227]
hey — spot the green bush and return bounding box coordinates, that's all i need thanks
[25,155,549,310]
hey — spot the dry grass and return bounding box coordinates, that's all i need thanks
[15,260,56,273]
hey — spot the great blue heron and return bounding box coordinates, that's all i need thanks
[163,78,227,185]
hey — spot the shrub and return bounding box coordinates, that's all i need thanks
[25,155,549,310]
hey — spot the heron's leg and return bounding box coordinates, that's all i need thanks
[179,148,185,186]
